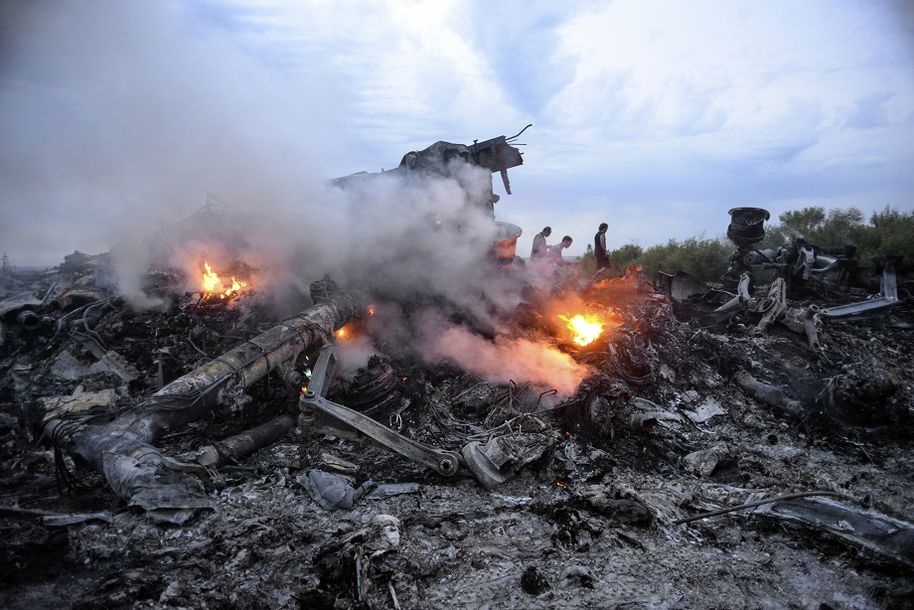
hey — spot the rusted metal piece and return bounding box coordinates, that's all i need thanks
[470,134,525,194]
[661,271,711,302]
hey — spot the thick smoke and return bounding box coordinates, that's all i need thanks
[0,1,578,391]
[419,316,588,395]
[0,1,513,306]
[0,1,341,269]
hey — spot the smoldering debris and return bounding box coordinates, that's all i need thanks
[2,157,914,610]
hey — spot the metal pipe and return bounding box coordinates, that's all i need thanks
[47,287,367,508]
[66,288,366,469]
[734,370,803,417]
[197,415,295,467]
[15,310,40,329]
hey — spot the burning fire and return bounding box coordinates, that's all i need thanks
[559,313,604,346]
[201,261,247,299]
[335,324,352,340]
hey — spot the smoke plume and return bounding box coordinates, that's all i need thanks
[0,1,581,392]
[418,312,589,395]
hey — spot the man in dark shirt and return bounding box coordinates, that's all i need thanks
[594,222,609,270]
[531,226,552,259]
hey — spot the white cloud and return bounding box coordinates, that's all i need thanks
[543,1,914,159]
[2,0,913,264]
[229,0,525,169]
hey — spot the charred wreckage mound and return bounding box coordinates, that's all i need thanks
[2,144,914,608]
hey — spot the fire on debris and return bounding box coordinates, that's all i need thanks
[200,261,248,300]
[2,129,913,610]
[335,324,353,340]
[559,313,606,346]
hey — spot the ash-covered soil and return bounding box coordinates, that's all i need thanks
[1,266,913,609]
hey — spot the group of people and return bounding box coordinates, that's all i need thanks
[529,223,610,271]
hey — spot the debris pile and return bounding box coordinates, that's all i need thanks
[2,157,913,608]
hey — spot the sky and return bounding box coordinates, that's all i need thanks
[1,0,913,263]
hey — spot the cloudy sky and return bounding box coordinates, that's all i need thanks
[2,0,913,263]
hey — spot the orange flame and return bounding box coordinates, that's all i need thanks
[335,325,351,340]
[559,313,604,346]
[201,261,247,299]
[202,262,221,294]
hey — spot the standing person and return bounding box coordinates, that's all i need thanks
[531,226,552,259]
[594,222,610,271]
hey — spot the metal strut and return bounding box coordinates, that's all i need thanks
[300,344,463,477]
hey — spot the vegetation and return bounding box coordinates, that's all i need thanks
[579,244,597,275]
[579,206,914,283]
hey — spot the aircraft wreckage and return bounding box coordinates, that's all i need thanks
[1,130,913,608]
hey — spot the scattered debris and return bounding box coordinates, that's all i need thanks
[197,415,295,467]
[1,163,912,609]
[298,469,371,511]
[682,443,734,478]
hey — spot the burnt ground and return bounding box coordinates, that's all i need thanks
[1,266,913,609]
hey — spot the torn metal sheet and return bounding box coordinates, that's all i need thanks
[663,271,711,302]
[684,396,727,424]
[0,292,42,320]
[682,443,733,478]
[758,497,914,569]
[298,469,371,511]
[821,261,900,318]
[50,349,139,383]
[40,388,117,422]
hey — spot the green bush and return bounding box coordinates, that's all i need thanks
[597,206,914,282]
[579,244,596,275]
[640,237,731,281]
[600,238,729,282]
[762,205,914,268]
[607,243,643,269]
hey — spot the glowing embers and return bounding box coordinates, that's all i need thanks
[559,313,605,346]
[335,305,376,340]
[200,261,248,300]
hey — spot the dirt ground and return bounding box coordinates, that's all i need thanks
[1,266,913,609]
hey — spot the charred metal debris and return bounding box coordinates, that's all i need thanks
[1,147,914,608]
